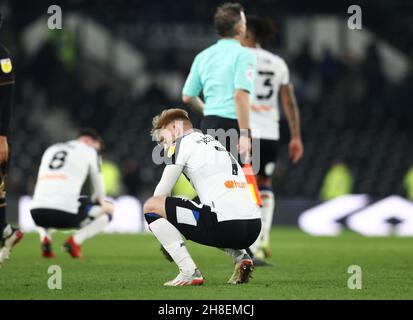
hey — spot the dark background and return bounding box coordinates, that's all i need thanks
[1,0,413,206]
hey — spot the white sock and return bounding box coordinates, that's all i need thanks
[2,224,12,239]
[73,214,110,245]
[222,248,248,263]
[260,190,275,247]
[249,236,261,255]
[37,227,53,242]
[149,218,196,275]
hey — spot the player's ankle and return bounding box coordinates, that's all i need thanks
[42,236,51,243]
[235,252,251,264]
[72,235,82,246]
[179,265,198,276]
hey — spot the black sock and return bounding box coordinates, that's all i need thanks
[0,206,6,236]
[246,247,254,259]
[0,206,6,244]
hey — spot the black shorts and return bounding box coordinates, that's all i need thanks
[165,197,261,249]
[30,198,97,229]
[200,115,240,160]
[252,138,279,178]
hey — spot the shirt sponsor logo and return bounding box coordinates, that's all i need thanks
[39,174,68,180]
[224,179,247,189]
[0,58,12,73]
[167,144,176,158]
[251,104,272,112]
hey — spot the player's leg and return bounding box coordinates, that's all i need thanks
[143,196,203,286]
[0,161,23,266]
[31,209,67,258]
[221,248,255,284]
[202,117,260,262]
[64,200,114,258]
[256,175,275,258]
[37,227,55,258]
[250,139,277,260]
[214,219,260,284]
[155,197,260,284]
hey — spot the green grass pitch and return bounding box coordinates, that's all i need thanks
[1,227,412,299]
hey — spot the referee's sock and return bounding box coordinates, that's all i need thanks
[146,214,197,275]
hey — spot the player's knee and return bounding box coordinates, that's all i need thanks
[143,197,163,214]
[143,197,165,225]
[143,196,158,214]
[143,196,166,223]
[102,201,114,215]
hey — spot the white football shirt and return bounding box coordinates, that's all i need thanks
[31,140,105,214]
[170,131,260,222]
[248,47,290,140]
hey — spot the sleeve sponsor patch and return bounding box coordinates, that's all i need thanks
[1,58,12,74]
[167,144,176,158]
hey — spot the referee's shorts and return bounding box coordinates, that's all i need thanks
[200,115,240,160]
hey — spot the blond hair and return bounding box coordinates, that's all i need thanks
[151,108,191,138]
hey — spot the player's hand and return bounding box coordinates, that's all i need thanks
[238,135,251,164]
[0,136,9,164]
[289,137,304,164]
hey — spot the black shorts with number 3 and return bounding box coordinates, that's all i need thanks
[165,197,261,249]
[252,138,279,178]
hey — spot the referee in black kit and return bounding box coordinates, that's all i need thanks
[0,13,23,267]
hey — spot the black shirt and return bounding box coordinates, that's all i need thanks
[0,43,15,136]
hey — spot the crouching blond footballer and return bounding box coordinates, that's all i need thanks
[144,108,261,286]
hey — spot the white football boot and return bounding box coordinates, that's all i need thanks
[0,226,24,267]
[164,269,204,286]
[227,256,254,284]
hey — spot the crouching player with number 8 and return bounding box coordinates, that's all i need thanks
[30,129,114,258]
[145,108,261,286]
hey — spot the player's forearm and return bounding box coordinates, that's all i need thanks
[92,184,105,203]
[234,89,250,130]
[182,95,204,113]
[90,172,105,203]
[154,165,183,196]
[281,84,301,139]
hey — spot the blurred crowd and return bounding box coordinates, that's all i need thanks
[292,41,413,131]
[2,1,413,200]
